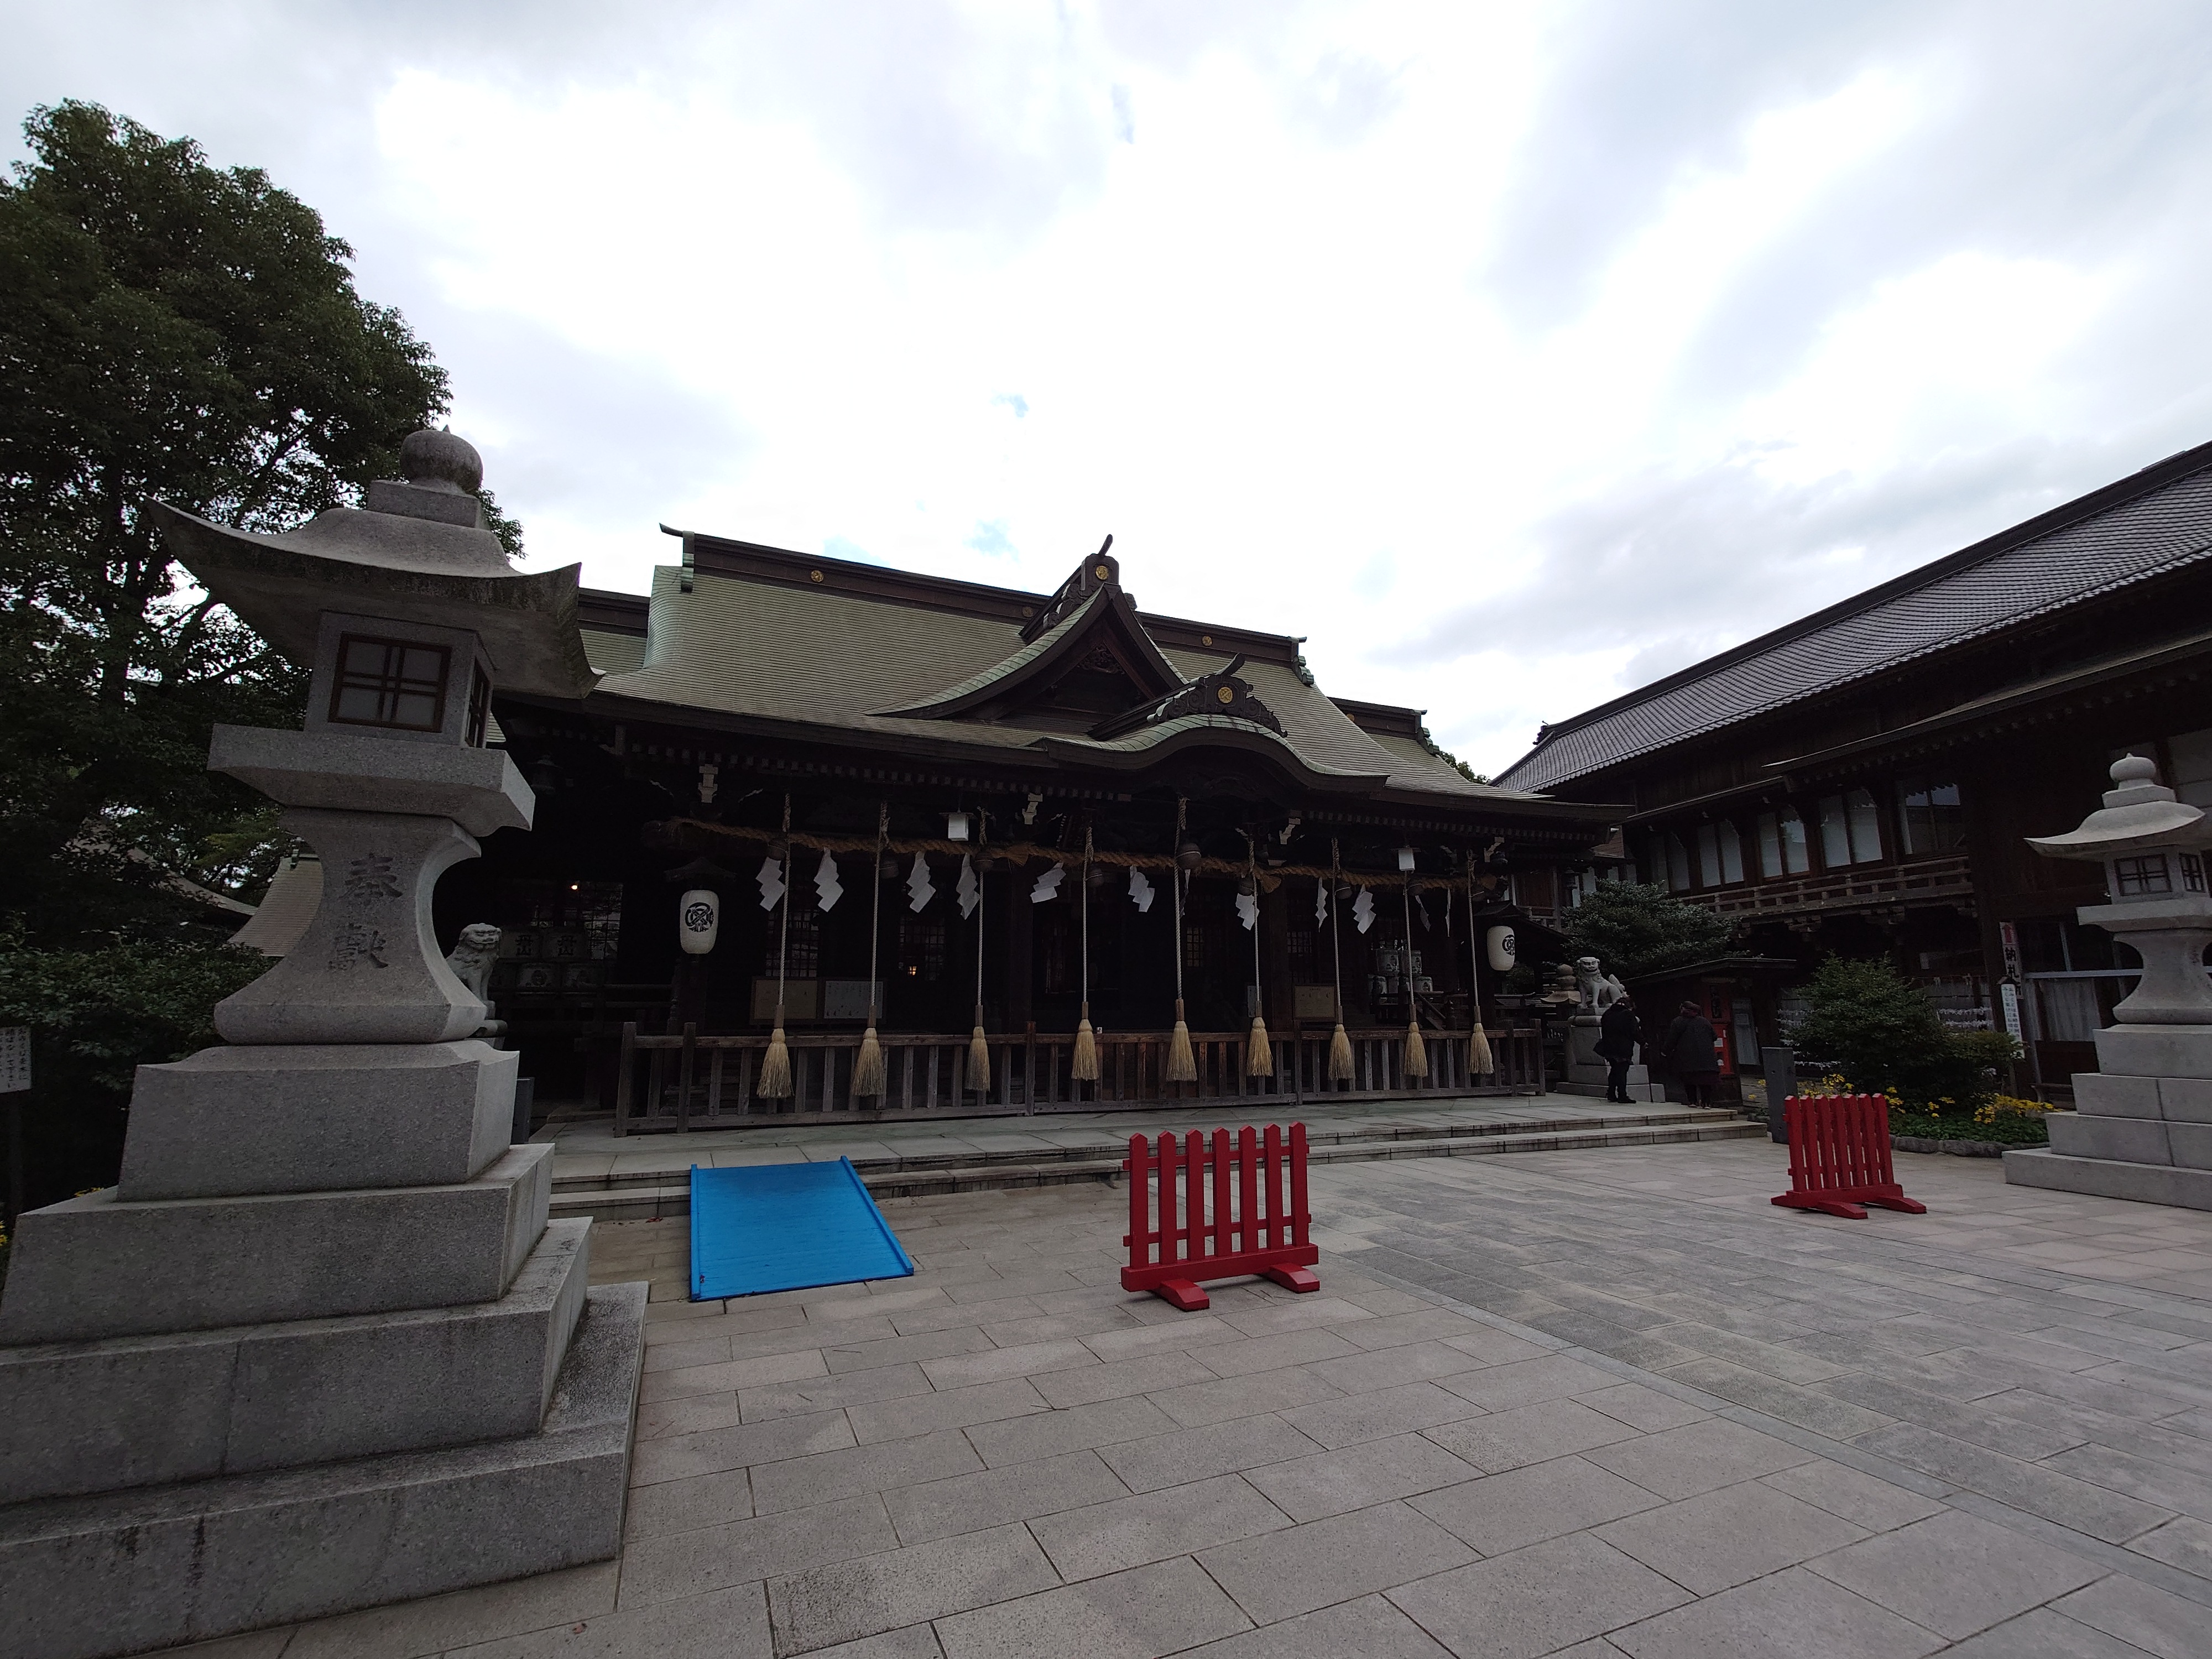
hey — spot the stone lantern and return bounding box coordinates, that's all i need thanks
[0,433,643,1657]
[2008,754,2212,1207]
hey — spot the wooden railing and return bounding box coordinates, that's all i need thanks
[1699,855,1974,919]
[612,1024,1545,1133]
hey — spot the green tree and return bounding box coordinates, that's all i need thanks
[1789,956,2017,1107]
[0,101,507,1210]
[1560,881,1733,980]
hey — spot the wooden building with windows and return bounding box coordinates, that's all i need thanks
[1496,438,2212,1098]
[444,533,1618,1126]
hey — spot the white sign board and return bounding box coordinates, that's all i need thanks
[0,1027,28,1094]
[1999,982,2023,1041]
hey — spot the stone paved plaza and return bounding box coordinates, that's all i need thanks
[170,1136,2212,1657]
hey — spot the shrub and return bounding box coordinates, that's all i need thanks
[1561,882,1733,980]
[1790,957,2020,1110]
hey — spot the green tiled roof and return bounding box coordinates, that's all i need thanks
[587,559,1552,808]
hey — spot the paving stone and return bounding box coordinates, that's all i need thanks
[2126,1515,2212,1578]
[2052,1573,2212,1659]
[1757,1459,1948,1531]
[1853,1423,2175,1542]
[933,1556,1249,1659]
[883,1448,1131,1545]
[1173,1592,1454,1657]
[1277,1379,1483,1450]
[750,1427,985,1515]
[1594,1477,1866,1595]
[1032,1351,1217,1408]
[961,1392,1177,1467]
[1244,1431,1481,1522]
[1410,1455,1665,1556]
[766,1521,1060,1655]
[1146,1364,1346,1428]
[446,1581,774,1658]
[622,1469,753,1542]
[919,1338,1099,1389]
[1807,1510,2103,1639]
[1604,1566,1942,1659]
[846,1379,1049,1444]
[1657,1355,1896,1440]
[1425,1397,1641,1473]
[1942,1608,2175,1658]
[1582,1416,1814,1498]
[2046,1441,2212,1522]
[1820,1373,2091,1459]
[1333,1308,1485,1349]
[742,1362,937,1423]
[1198,1499,1477,1624]
[1097,1413,1326,1493]
[1436,1326,1558,1366]
[280,1562,622,1658]
[1082,1316,1243,1360]
[1434,1353,1621,1410]
[617,1494,898,1605]
[1385,1532,1692,1659]
[630,1408,856,1485]
[641,1346,829,1403]
[1214,1297,1378,1338]
[822,1328,998,1375]
[1027,1473,1292,1582]
[1576,1382,1709,1433]
[1189,1327,1368,1378]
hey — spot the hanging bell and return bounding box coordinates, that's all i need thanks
[1087,863,1110,890]
[1237,876,1258,897]
[879,853,900,879]
[1177,839,1203,871]
[766,837,789,862]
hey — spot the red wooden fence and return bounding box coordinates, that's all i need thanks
[1122,1124,1321,1311]
[1772,1094,1927,1220]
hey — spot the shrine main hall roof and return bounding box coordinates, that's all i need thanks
[564,529,1585,821]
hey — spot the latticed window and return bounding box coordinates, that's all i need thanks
[1287,921,1317,984]
[766,905,821,976]
[2114,855,2172,896]
[330,635,448,732]
[899,914,946,983]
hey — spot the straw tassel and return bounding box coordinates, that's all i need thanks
[1402,870,1427,1079]
[852,804,888,1098]
[1071,830,1099,1082]
[1464,847,1494,1076]
[1327,841,1354,1082]
[1245,837,1274,1078]
[1165,799,1197,1084]
[759,796,794,1098]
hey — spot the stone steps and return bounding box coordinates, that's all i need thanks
[550,1110,1764,1221]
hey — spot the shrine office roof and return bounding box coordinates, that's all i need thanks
[1495,437,2212,794]
[566,530,1574,815]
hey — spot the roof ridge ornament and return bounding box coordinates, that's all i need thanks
[1020,535,1119,643]
[1091,652,1286,740]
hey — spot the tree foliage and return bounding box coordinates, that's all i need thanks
[1790,956,2019,1107]
[0,102,499,1207]
[1560,881,1733,980]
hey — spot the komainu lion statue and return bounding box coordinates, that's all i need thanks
[444,921,503,1004]
[1574,954,1626,1014]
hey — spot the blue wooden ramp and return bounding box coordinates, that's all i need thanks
[689,1159,915,1300]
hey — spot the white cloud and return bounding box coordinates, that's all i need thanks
[8,0,2212,775]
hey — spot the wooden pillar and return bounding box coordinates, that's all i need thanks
[998,868,1034,1034]
[1261,882,1295,1031]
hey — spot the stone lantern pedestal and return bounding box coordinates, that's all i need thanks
[2005,755,2212,1209]
[0,434,644,1658]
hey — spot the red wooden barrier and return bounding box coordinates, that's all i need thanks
[1123,1123,1321,1310]
[1772,1093,1927,1219]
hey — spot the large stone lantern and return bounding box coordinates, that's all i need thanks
[0,434,644,1658]
[2007,754,2212,1207]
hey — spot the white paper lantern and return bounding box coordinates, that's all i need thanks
[679,888,720,955]
[1485,925,1516,973]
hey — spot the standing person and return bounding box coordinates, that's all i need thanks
[1597,993,1642,1103]
[1661,1000,1721,1106]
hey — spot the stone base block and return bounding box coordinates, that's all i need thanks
[2091,1024,2212,1079]
[118,1041,518,1200]
[0,1220,589,1504]
[0,1145,550,1344]
[2049,1113,2173,1166]
[2158,1076,2212,1123]
[0,1280,645,1659]
[2003,1147,2212,1212]
[2072,1072,2162,1119]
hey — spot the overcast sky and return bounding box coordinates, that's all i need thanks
[11,2,2212,774]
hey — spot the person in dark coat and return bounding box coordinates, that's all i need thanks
[1660,1000,1721,1106]
[1595,994,1642,1103]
